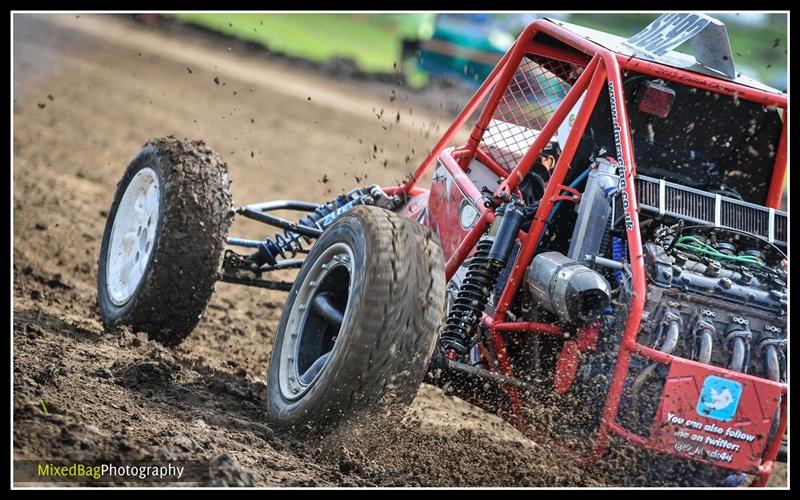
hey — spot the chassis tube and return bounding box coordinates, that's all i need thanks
[617,54,788,108]
[444,359,534,391]
[382,185,428,197]
[766,110,787,209]
[492,321,563,337]
[529,41,591,67]
[475,147,513,179]
[459,24,541,168]
[400,43,513,194]
[495,55,601,200]
[588,51,648,463]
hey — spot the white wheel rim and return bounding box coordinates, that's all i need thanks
[106,167,160,306]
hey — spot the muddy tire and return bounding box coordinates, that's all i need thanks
[97,137,233,346]
[267,205,446,432]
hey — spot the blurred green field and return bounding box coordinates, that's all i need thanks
[174,13,434,87]
[174,13,787,91]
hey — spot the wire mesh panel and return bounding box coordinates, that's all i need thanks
[480,54,580,171]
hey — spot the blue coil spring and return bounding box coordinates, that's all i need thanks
[611,236,626,285]
[255,195,355,267]
[258,232,303,266]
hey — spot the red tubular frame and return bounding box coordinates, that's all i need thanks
[385,18,788,485]
[401,41,514,194]
[492,321,564,337]
[767,109,788,208]
[475,147,513,179]
[458,24,541,169]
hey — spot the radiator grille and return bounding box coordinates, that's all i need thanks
[775,215,787,245]
[664,184,716,218]
[624,175,787,246]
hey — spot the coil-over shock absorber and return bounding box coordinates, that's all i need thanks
[246,187,382,267]
[440,200,525,359]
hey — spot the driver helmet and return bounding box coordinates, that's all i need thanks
[538,140,562,171]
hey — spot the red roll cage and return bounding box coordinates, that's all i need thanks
[383,18,788,486]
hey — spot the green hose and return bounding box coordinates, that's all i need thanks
[673,235,765,267]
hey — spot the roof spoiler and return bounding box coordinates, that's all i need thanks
[622,13,736,79]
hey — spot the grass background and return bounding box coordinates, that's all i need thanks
[175,13,434,86]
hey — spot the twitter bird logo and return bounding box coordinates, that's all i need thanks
[706,387,734,410]
[697,376,742,422]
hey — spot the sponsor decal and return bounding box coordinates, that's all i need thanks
[625,13,710,57]
[696,376,743,422]
[607,81,634,231]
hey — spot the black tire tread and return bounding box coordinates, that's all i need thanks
[267,205,446,430]
[98,136,233,345]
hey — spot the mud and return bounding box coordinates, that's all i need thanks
[12,14,786,487]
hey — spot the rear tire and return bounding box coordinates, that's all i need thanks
[97,137,233,346]
[266,206,446,432]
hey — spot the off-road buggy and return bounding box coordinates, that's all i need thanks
[98,14,787,486]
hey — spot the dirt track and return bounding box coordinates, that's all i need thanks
[12,14,785,487]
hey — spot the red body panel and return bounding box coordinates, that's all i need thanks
[425,152,483,262]
[653,360,782,472]
[396,191,429,224]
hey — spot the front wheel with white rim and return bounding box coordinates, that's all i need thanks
[266,205,446,433]
[97,137,233,346]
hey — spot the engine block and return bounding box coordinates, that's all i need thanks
[637,243,787,382]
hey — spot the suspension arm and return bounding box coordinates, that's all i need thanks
[218,250,294,291]
[222,187,392,290]
[243,200,320,212]
[237,207,323,238]
[443,359,535,392]
[218,272,294,291]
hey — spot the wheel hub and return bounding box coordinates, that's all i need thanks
[279,242,354,400]
[106,167,160,306]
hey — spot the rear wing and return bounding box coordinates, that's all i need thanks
[622,13,736,79]
[548,14,782,94]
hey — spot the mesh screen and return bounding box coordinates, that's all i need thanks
[479,55,580,171]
